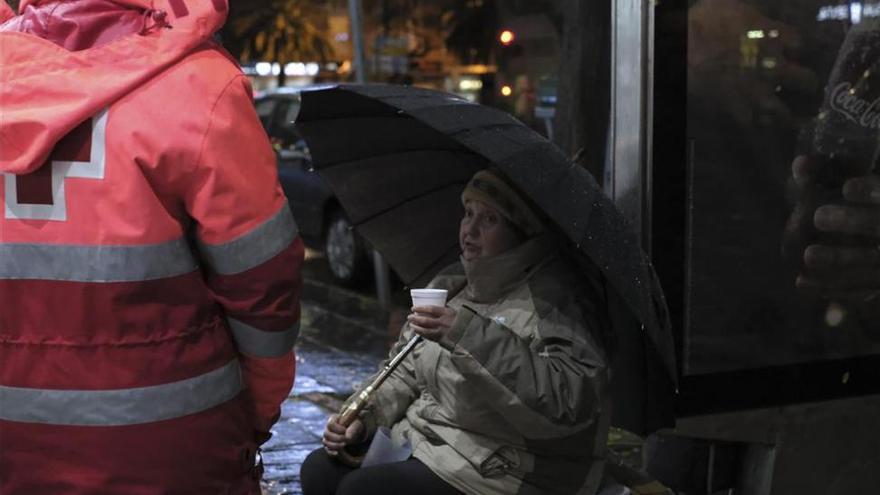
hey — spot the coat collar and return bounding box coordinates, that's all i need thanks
[461,234,557,303]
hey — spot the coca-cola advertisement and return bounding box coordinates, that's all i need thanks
[684,0,880,375]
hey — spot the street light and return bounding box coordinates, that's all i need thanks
[499,29,515,46]
[501,85,513,97]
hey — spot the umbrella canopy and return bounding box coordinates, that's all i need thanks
[296,84,677,434]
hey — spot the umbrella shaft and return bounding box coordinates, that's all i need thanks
[337,335,422,426]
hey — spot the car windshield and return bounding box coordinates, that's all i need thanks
[255,98,277,128]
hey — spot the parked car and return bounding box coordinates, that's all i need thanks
[254,86,371,286]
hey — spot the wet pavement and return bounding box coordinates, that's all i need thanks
[260,256,408,494]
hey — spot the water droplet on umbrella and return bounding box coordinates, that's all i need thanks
[824,302,847,327]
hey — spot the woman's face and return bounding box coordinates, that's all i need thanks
[460,200,521,261]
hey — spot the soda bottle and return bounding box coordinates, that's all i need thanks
[784,17,880,324]
[811,17,880,189]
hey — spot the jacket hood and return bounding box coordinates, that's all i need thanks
[21,0,152,8]
[17,1,216,18]
[0,0,229,174]
[0,4,13,24]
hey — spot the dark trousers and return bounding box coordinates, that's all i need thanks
[300,448,463,495]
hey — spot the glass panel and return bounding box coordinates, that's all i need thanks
[685,0,880,374]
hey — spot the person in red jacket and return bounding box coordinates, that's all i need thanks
[0,1,303,493]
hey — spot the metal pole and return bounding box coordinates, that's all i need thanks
[372,250,392,309]
[348,0,367,84]
[349,0,392,307]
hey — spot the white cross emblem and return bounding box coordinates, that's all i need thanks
[4,109,108,222]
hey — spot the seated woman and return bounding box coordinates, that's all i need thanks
[301,170,610,495]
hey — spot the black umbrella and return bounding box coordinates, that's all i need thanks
[296,84,677,434]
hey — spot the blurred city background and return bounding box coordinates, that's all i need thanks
[221,0,562,136]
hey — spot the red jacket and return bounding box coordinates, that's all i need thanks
[0,1,303,493]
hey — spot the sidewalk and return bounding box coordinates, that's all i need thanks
[261,277,406,495]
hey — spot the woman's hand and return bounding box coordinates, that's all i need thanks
[322,414,365,456]
[407,306,457,342]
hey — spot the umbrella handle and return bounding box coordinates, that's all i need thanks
[335,387,371,467]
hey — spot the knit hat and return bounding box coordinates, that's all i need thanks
[461,169,545,237]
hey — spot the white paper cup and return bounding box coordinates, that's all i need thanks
[410,288,448,308]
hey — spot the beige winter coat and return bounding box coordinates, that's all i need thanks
[359,235,610,495]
